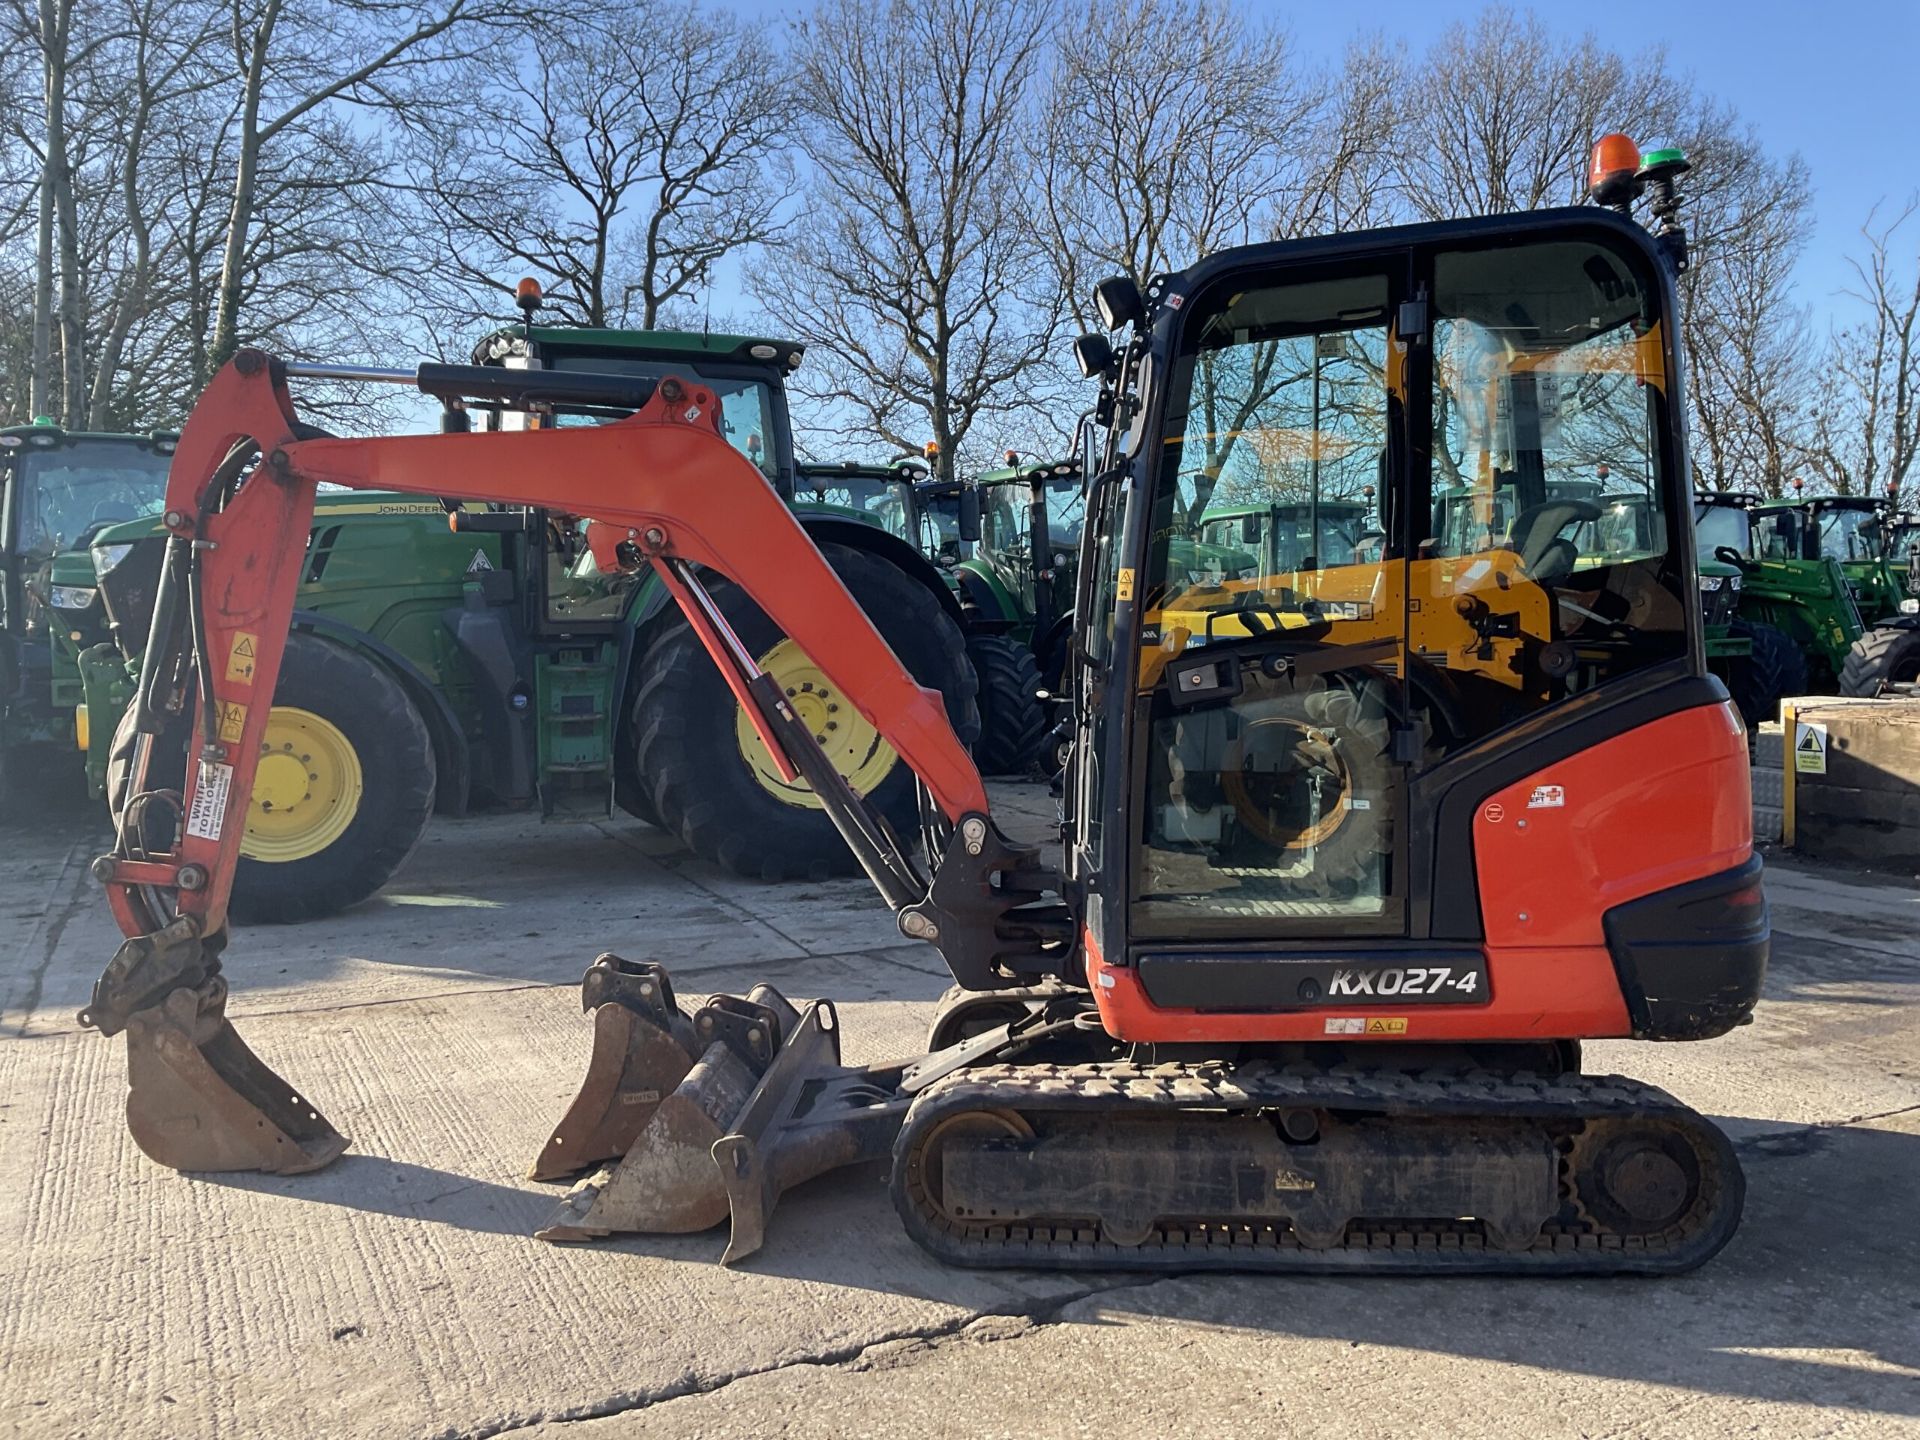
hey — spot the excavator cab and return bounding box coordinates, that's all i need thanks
[1083,212,1700,989]
[79,139,1765,1276]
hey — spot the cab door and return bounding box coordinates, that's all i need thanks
[1125,260,1416,942]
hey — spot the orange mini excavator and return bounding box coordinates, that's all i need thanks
[81,138,1766,1273]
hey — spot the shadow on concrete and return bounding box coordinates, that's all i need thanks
[205,1154,554,1237]
[701,1114,1920,1421]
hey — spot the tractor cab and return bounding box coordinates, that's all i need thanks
[1802,494,1908,624]
[794,458,927,543]
[969,453,1087,634]
[0,422,174,772]
[1198,498,1376,575]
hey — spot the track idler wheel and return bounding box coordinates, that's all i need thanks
[529,956,698,1182]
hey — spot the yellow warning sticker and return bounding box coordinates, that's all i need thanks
[1115,568,1135,602]
[216,700,248,744]
[225,631,259,685]
[1365,1018,1409,1035]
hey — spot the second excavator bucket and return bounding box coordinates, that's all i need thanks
[81,919,347,1175]
[529,956,697,1182]
[536,979,910,1263]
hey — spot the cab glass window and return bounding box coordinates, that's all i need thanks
[1418,238,1687,749]
[1135,271,1399,933]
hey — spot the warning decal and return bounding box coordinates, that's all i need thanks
[225,631,258,685]
[1528,784,1565,809]
[466,548,493,574]
[1325,1016,1410,1036]
[1794,720,1828,774]
[184,761,234,842]
[1115,568,1135,602]
[216,701,248,744]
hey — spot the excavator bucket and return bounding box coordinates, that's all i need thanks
[81,918,347,1175]
[122,979,348,1175]
[528,956,697,1182]
[536,980,910,1263]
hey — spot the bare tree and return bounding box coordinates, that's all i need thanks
[1036,0,1317,331]
[202,0,532,381]
[1806,202,1920,503]
[755,0,1058,481]
[1673,110,1814,496]
[404,6,794,335]
[1390,7,1686,219]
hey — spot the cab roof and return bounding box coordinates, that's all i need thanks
[0,421,176,447]
[471,324,804,370]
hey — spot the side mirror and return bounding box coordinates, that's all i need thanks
[1239,516,1259,545]
[1072,333,1113,379]
[1093,275,1144,332]
[959,488,982,544]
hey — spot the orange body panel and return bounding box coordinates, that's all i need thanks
[1090,699,1753,1045]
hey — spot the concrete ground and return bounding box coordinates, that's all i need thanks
[1,782,1916,1439]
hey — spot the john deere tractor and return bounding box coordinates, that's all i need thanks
[78,322,979,921]
[899,456,1077,774]
[0,421,175,807]
[1734,492,1919,696]
[1797,493,1920,692]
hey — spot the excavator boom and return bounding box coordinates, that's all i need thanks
[82,348,1056,1180]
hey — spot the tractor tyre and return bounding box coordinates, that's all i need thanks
[1839,624,1920,698]
[108,632,436,923]
[966,634,1047,775]
[1725,619,1805,728]
[1218,671,1405,893]
[632,543,979,880]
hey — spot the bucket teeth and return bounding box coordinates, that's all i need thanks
[122,978,347,1175]
[529,955,697,1182]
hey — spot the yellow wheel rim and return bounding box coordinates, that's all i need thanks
[241,706,363,862]
[1222,717,1352,851]
[734,637,899,810]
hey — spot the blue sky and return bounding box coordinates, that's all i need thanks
[714,0,1917,337]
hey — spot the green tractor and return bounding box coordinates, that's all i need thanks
[1799,493,1920,692]
[902,455,1081,774]
[1194,496,1379,575]
[1738,492,1919,696]
[0,420,175,805]
[77,323,979,921]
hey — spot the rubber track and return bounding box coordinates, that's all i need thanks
[892,1061,1744,1275]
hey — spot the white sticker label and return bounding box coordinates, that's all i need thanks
[1794,720,1827,774]
[184,761,233,842]
[1528,784,1565,809]
[1323,1017,1365,1035]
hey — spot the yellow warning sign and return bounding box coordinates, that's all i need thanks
[1365,1018,1408,1035]
[225,632,258,685]
[1793,719,1827,775]
[216,700,248,744]
[1115,568,1135,602]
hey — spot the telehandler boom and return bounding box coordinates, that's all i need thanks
[82,137,1767,1274]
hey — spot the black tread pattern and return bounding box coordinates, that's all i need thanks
[966,634,1047,775]
[1725,618,1806,727]
[1839,624,1920,697]
[631,543,979,881]
[892,1060,1745,1276]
